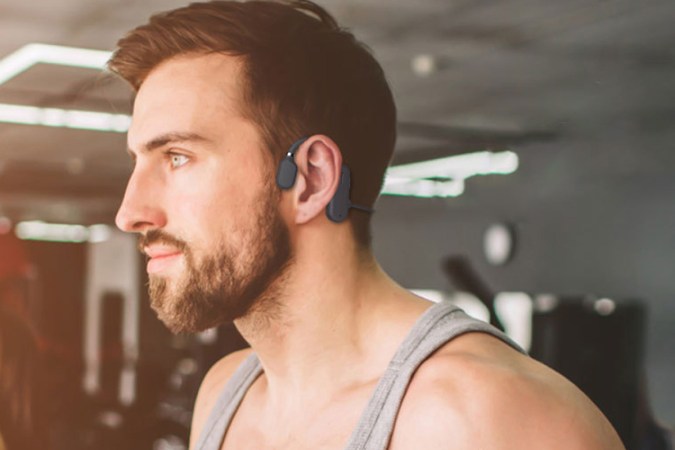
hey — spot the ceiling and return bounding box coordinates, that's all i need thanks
[0,0,674,225]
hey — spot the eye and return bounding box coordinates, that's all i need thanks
[168,153,189,169]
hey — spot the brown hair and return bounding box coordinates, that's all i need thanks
[108,0,397,249]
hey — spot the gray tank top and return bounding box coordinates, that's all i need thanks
[194,301,525,450]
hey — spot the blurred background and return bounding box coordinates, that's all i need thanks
[0,0,673,449]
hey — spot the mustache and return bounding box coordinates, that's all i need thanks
[138,229,188,255]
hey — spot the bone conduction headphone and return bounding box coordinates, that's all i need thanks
[275,137,375,223]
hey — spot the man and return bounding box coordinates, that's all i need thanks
[110,1,624,448]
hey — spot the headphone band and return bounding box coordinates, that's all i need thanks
[276,137,374,222]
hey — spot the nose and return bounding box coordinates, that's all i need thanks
[115,167,167,233]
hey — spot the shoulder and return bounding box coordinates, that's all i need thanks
[189,347,255,449]
[391,332,624,450]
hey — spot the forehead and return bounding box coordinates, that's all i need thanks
[128,53,247,149]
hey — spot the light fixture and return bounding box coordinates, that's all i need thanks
[15,221,112,243]
[411,54,437,77]
[0,103,131,132]
[386,151,518,181]
[483,222,516,266]
[0,43,130,132]
[593,298,616,316]
[0,43,111,86]
[382,177,465,198]
[381,150,519,198]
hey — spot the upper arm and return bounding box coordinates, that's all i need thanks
[391,334,625,450]
[479,367,626,450]
[189,348,253,450]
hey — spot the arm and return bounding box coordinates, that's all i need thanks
[391,333,625,450]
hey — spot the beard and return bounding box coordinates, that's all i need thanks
[139,182,293,334]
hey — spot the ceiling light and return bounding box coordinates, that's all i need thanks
[386,151,519,181]
[0,43,129,132]
[15,221,112,243]
[0,43,111,86]
[0,103,130,132]
[381,178,465,198]
[411,54,437,77]
[380,151,518,198]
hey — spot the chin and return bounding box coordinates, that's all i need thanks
[149,284,236,335]
[153,302,209,334]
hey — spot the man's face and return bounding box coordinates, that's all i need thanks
[116,54,293,333]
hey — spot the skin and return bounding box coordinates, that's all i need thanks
[116,53,625,450]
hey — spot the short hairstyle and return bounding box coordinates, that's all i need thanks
[108,0,397,249]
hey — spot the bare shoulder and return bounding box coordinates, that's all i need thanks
[391,332,625,450]
[189,347,254,449]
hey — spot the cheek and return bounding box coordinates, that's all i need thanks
[169,165,261,248]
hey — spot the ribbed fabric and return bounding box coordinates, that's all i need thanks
[194,354,262,450]
[195,301,525,450]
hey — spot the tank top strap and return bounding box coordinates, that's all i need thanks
[344,301,525,450]
[194,352,263,450]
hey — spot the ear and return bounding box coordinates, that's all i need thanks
[290,135,342,225]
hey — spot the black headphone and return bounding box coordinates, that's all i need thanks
[275,137,375,223]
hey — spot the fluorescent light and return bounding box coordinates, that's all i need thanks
[24,44,111,69]
[88,224,112,243]
[0,43,128,132]
[15,221,112,243]
[381,178,465,198]
[0,103,130,132]
[0,43,111,86]
[0,45,38,86]
[380,151,519,198]
[386,151,519,181]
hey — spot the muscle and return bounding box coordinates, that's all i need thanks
[390,332,624,449]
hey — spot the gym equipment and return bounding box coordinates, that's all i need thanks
[530,296,672,450]
[442,255,505,331]
[440,255,672,449]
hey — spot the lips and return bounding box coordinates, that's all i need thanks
[144,246,183,274]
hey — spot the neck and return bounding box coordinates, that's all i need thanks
[233,231,430,409]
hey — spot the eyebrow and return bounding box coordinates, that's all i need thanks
[127,132,212,158]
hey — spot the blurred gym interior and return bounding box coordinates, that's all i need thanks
[0,1,674,449]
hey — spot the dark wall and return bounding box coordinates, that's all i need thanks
[372,142,675,425]
[22,241,87,445]
[24,241,85,353]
